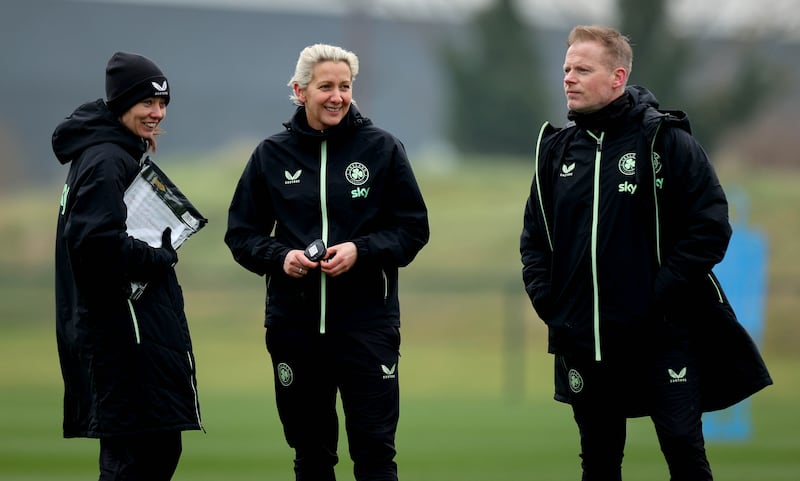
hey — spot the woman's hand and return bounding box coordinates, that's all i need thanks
[283,249,316,278]
[320,242,357,277]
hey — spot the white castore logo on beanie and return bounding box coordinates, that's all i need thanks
[105,51,170,115]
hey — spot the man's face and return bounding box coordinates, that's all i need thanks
[563,40,625,114]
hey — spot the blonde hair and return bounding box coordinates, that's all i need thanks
[287,44,359,106]
[568,25,633,77]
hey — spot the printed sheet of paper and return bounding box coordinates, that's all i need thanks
[124,159,207,299]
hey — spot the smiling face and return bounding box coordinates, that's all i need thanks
[294,60,352,131]
[563,40,627,114]
[120,97,167,142]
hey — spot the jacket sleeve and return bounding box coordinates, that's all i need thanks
[653,127,733,305]
[520,164,555,322]
[352,141,429,267]
[520,123,559,321]
[224,149,289,276]
[64,150,176,297]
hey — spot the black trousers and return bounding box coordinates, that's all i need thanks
[266,326,401,481]
[562,345,713,481]
[98,431,182,481]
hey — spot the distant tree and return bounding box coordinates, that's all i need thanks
[618,0,776,151]
[440,0,552,157]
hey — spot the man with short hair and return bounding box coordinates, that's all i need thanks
[520,25,772,480]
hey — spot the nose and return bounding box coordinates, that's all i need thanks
[149,104,166,119]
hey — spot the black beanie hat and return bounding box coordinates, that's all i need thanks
[105,51,170,116]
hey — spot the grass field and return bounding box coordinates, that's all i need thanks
[1,152,798,480]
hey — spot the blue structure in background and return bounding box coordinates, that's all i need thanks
[704,189,768,441]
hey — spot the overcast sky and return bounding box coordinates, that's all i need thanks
[76,0,800,39]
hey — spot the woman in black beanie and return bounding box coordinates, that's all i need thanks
[105,51,172,151]
[52,51,202,481]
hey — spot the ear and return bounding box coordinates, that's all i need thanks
[612,67,628,89]
[293,83,306,104]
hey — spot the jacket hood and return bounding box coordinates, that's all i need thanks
[626,85,660,111]
[52,98,147,165]
[283,104,372,139]
[627,85,692,133]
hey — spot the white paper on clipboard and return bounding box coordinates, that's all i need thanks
[124,159,207,300]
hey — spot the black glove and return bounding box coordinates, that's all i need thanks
[159,227,178,267]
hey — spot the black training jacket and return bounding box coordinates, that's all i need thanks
[53,99,202,438]
[521,86,772,412]
[225,105,429,333]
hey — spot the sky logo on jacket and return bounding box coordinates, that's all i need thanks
[617,152,665,194]
[346,161,370,199]
[617,152,638,195]
[351,187,370,199]
[652,152,665,190]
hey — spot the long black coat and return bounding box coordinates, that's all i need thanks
[521,87,772,414]
[53,99,202,438]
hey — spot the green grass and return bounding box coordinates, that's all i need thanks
[1,153,799,480]
[2,323,798,481]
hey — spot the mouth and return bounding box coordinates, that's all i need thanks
[325,106,342,113]
[144,122,158,129]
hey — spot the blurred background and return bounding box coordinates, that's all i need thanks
[1,0,798,479]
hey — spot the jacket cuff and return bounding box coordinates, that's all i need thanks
[353,238,370,259]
